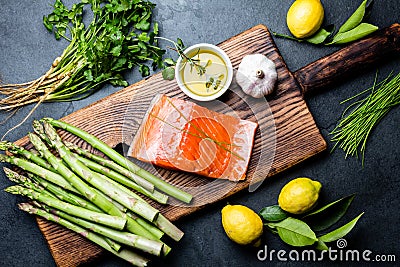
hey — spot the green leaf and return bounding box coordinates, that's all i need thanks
[267,217,318,247]
[110,45,122,56]
[137,41,148,51]
[303,194,356,231]
[273,26,333,45]
[330,23,378,44]
[259,205,288,222]
[139,64,150,77]
[163,58,175,66]
[120,0,131,11]
[177,38,185,49]
[135,20,150,31]
[162,67,175,80]
[111,58,127,71]
[153,22,159,35]
[43,16,53,32]
[305,28,332,44]
[110,74,128,87]
[83,70,93,81]
[319,213,364,243]
[138,32,150,42]
[338,0,368,33]
[315,239,329,251]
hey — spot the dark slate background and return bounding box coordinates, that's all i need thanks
[0,0,399,266]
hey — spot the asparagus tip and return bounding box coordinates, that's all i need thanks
[17,202,39,215]
[0,141,12,151]
[5,185,23,194]
[43,121,59,141]
[40,117,53,123]
[0,153,9,162]
[3,166,13,176]
[3,168,24,183]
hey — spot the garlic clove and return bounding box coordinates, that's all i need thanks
[236,54,277,98]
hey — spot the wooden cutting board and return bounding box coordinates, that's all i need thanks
[14,23,400,266]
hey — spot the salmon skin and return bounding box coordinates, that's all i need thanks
[128,94,258,181]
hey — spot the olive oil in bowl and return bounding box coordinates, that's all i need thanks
[175,44,233,101]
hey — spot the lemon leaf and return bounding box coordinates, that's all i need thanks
[305,28,332,44]
[315,239,329,251]
[259,205,288,222]
[268,217,317,247]
[338,0,368,33]
[318,213,364,242]
[303,194,356,231]
[329,23,378,45]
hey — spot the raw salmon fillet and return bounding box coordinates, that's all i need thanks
[128,94,258,181]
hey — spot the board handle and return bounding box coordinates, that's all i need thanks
[294,23,400,96]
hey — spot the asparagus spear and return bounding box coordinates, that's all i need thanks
[6,185,126,230]
[5,169,123,252]
[27,132,157,240]
[3,168,89,211]
[72,153,182,241]
[127,212,164,240]
[65,141,154,192]
[43,118,192,203]
[28,172,170,252]
[39,203,164,256]
[39,123,173,254]
[4,167,46,192]
[0,154,79,194]
[18,203,149,267]
[75,153,168,204]
[39,124,159,222]
[0,141,56,172]
[35,126,183,241]
[28,174,102,213]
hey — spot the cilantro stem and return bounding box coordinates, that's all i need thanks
[0,0,169,138]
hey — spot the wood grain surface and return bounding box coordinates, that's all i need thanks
[294,23,400,95]
[15,24,326,266]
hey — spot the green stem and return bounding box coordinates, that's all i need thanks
[29,174,102,213]
[41,122,159,222]
[6,185,126,230]
[65,141,154,192]
[28,132,151,234]
[0,141,56,172]
[0,154,79,194]
[76,153,168,204]
[41,204,163,256]
[43,118,193,203]
[18,203,149,267]
[127,212,164,240]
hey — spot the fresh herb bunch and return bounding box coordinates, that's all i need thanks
[330,71,400,164]
[260,194,363,250]
[0,0,168,137]
[274,0,378,45]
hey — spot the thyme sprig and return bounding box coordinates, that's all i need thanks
[157,37,210,80]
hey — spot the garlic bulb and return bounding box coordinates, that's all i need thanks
[236,54,277,98]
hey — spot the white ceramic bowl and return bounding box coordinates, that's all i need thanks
[175,43,233,101]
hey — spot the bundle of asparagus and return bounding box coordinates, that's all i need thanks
[0,118,193,266]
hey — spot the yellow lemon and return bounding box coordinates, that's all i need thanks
[286,0,324,38]
[221,204,263,246]
[278,177,322,214]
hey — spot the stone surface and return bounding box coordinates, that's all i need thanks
[0,0,399,266]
